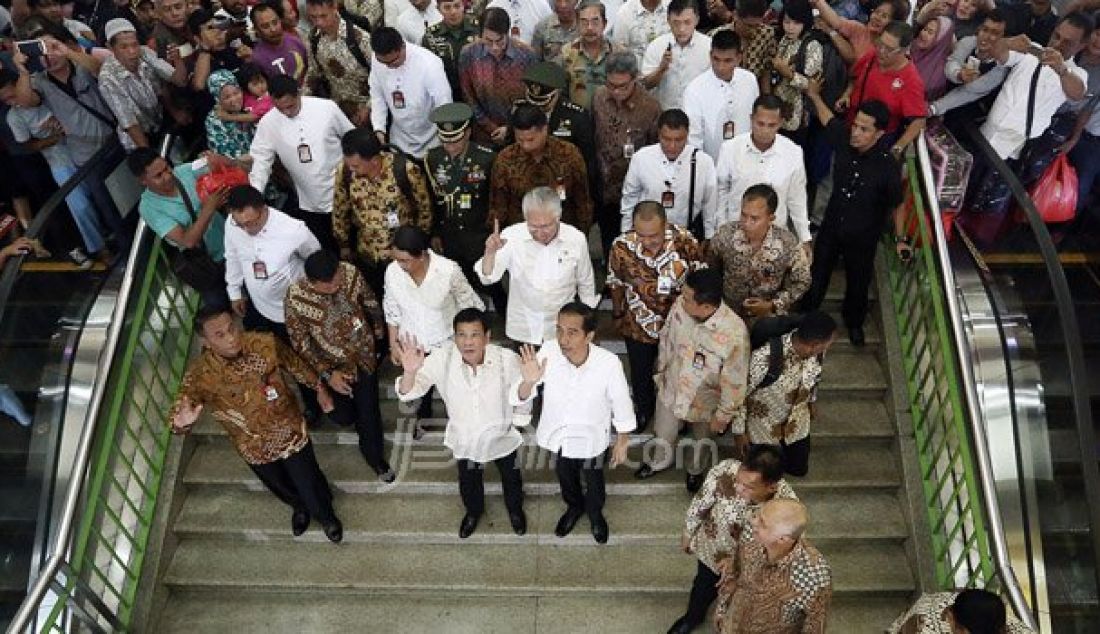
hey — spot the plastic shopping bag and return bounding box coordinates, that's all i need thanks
[1028,154,1078,224]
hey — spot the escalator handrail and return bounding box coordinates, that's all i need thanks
[914,133,1039,630]
[0,141,121,328]
[959,122,1100,606]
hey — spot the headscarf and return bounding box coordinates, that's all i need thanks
[911,17,955,101]
[207,69,238,100]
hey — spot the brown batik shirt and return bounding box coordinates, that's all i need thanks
[591,83,661,205]
[605,224,706,343]
[709,223,811,322]
[718,536,833,634]
[332,153,434,263]
[684,458,798,573]
[731,334,822,445]
[285,262,385,377]
[489,136,593,230]
[171,332,319,465]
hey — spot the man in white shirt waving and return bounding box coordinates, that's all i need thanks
[620,108,718,240]
[395,308,529,539]
[514,302,636,544]
[682,29,758,163]
[715,95,810,247]
[249,75,355,251]
[476,187,599,346]
[369,26,453,159]
[640,0,711,109]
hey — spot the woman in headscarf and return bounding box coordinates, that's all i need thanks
[911,15,955,100]
[204,69,255,163]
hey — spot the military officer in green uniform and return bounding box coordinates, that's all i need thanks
[510,61,600,203]
[422,0,480,101]
[425,103,508,315]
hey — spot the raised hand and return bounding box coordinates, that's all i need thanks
[171,396,203,433]
[395,332,427,375]
[518,344,547,385]
[484,218,508,256]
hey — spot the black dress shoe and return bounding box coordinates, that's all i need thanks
[849,326,866,347]
[323,518,343,544]
[459,513,480,538]
[667,615,695,634]
[291,509,310,536]
[635,463,660,480]
[375,462,396,483]
[554,508,584,537]
[685,472,705,494]
[590,513,609,544]
[509,510,527,536]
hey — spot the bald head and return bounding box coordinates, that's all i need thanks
[760,499,808,541]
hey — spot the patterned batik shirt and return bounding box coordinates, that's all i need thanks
[655,298,749,423]
[731,334,821,445]
[344,0,383,28]
[684,458,798,573]
[591,83,661,205]
[606,225,706,343]
[709,223,810,323]
[332,153,434,262]
[773,35,823,131]
[717,536,833,634]
[304,19,373,110]
[557,38,621,110]
[887,592,1034,633]
[171,333,318,465]
[204,112,254,158]
[458,39,539,139]
[709,21,776,80]
[489,136,592,230]
[531,14,577,61]
[285,262,385,377]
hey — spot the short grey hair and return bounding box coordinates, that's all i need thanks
[522,186,562,219]
[605,51,639,78]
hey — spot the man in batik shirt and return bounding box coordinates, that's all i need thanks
[304,0,373,125]
[888,589,1034,634]
[606,201,705,429]
[169,306,343,543]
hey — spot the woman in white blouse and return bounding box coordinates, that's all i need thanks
[384,226,485,435]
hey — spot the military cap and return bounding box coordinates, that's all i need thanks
[430,102,474,142]
[523,61,568,91]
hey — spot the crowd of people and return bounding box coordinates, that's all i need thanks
[0,0,1058,630]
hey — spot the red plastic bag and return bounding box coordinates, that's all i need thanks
[195,165,251,203]
[1028,154,1078,223]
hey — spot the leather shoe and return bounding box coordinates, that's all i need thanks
[849,326,865,347]
[459,513,480,539]
[667,615,695,634]
[376,462,396,484]
[685,472,705,494]
[291,509,310,536]
[635,463,660,480]
[590,513,609,544]
[509,510,527,536]
[554,508,584,537]
[322,518,343,544]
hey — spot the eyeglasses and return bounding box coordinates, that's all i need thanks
[606,78,634,92]
[874,39,903,55]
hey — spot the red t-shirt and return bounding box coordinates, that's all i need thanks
[848,51,928,134]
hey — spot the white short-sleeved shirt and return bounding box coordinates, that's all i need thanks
[640,32,711,110]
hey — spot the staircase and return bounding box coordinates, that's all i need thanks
[146,274,920,633]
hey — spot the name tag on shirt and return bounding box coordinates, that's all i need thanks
[393,90,406,109]
[693,351,706,370]
[723,121,735,139]
[459,193,472,209]
[661,190,675,209]
[386,209,401,229]
[297,143,312,163]
[253,261,269,280]
[263,385,279,401]
[657,275,674,295]
[623,143,634,159]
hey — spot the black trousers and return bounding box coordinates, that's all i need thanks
[291,209,338,253]
[804,227,879,328]
[457,450,524,517]
[751,436,811,477]
[625,337,659,427]
[443,237,508,315]
[326,371,389,473]
[597,201,622,262]
[682,559,721,628]
[248,441,336,524]
[555,451,607,519]
[416,387,434,420]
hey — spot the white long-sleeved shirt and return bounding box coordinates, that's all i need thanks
[715,132,810,242]
[396,343,525,462]
[486,0,552,44]
[370,43,453,159]
[511,340,636,459]
[224,207,321,323]
[620,143,719,237]
[982,52,1086,160]
[249,96,355,214]
[395,3,442,43]
[610,0,670,66]
[640,32,711,110]
[382,251,485,349]
[683,67,758,162]
[475,222,599,344]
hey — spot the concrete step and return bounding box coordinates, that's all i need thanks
[172,488,910,546]
[162,538,914,597]
[154,590,908,634]
[181,438,902,495]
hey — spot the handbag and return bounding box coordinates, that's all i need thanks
[168,175,225,291]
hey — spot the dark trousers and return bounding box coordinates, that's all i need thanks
[751,436,811,477]
[457,450,524,517]
[327,371,389,473]
[625,337,658,427]
[682,559,721,628]
[295,210,338,253]
[1070,131,1100,213]
[416,387,434,420]
[555,451,607,519]
[804,227,878,328]
[248,440,336,524]
[597,200,622,262]
[242,304,321,416]
[443,236,508,315]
